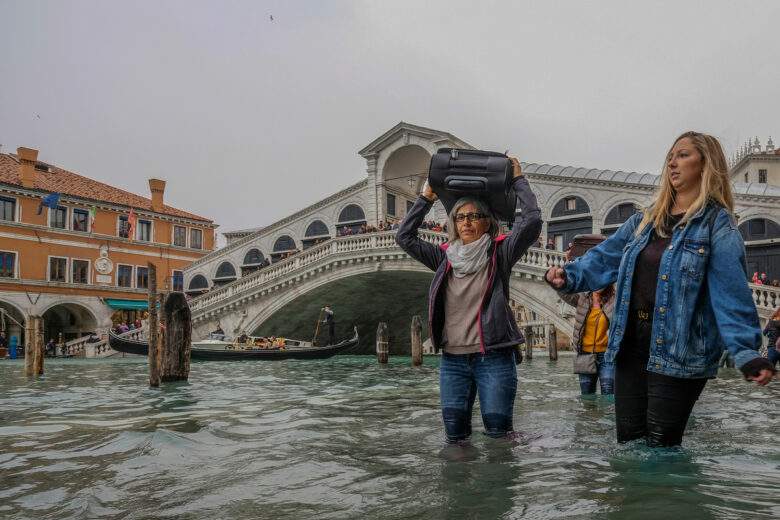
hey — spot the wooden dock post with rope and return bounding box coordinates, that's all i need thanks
[376,322,388,364]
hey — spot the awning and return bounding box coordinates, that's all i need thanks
[105,298,148,310]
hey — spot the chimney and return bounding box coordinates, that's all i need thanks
[148,178,166,212]
[17,147,39,188]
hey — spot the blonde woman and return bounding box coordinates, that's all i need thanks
[546,131,775,447]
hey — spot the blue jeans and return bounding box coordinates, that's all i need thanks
[439,348,518,442]
[578,352,614,395]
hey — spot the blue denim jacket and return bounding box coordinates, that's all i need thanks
[561,202,762,378]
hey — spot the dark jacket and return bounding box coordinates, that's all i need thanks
[559,291,615,354]
[396,177,542,353]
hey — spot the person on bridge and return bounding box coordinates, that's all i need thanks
[397,156,542,443]
[322,305,336,345]
[546,131,776,447]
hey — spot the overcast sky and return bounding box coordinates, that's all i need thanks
[1,1,778,244]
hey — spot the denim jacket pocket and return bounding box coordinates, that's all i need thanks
[682,239,709,280]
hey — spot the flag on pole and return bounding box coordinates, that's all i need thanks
[127,208,137,241]
[37,192,61,215]
[88,207,97,233]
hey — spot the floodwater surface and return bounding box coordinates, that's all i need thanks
[0,355,778,519]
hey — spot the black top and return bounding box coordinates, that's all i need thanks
[622,214,683,360]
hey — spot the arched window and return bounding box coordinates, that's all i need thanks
[271,235,297,262]
[241,248,267,276]
[551,196,590,218]
[337,204,367,235]
[738,218,780,280]
[547,196,592,251]
[243,248,265,266]
[187,274,209,295]
[305,220,329,237]
[213,262,237,286]
[602,203,640,235]
[303,220,331,250]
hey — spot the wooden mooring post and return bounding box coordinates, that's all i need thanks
[148,263,161,387]
[24,316,44,376]
[547,325,558,361]
[160,292,191,382]
[410,315,422,367]
[523,325,533,361]
[376,322,388,364]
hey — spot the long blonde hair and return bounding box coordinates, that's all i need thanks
[637,131,734,237]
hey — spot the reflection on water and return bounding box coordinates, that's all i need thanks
[0,356,777,519]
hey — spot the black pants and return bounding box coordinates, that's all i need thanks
[328,322,335,345]
[615,319,707,447]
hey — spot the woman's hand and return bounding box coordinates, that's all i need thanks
[421,180,438,202]
[508,157,523,178]
[545,266,566,289]
[748,369,775,386]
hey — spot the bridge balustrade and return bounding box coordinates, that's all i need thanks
[187,231,779,318]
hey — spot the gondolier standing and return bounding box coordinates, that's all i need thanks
[322,305,335,346]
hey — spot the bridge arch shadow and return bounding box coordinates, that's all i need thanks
[251,270,433,355]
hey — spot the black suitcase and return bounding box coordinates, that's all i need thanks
[428,148,516,222]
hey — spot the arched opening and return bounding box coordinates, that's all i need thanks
[42,303,97,343]
[272,235,298,263]
[241,248,268,276]
[187,274,209,296]
[336,205,366,235]
[602,202,640,236]
[547,196,592,250]
[0,300,26,352]
[213,261,237,286]
[382,145,432,220]
[738,218,780,281]
[303,220,331,250]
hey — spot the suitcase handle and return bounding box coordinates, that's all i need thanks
[446,178,486,191]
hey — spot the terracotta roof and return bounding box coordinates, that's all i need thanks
[0,153,212,223]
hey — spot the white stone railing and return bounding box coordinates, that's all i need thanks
[752,284,780,315]
[189,231,447,312]
[188,230,776,318]
[62,327,148,358]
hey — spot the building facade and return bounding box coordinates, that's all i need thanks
[0,147,217,345]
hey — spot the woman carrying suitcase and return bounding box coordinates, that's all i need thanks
[546,131,775,447]
[396,157,542,443]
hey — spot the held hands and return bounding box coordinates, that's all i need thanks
[421,180,438,202]
[545,267,566,289]
[508,156,523,178]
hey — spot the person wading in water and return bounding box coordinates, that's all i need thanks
[397,157,542,443]
[546,131,776,447]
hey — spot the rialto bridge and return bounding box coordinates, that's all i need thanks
[183,122,780,350]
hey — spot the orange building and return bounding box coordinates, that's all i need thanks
[0,146,216,345]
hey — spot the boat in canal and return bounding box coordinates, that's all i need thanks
[108,327,359,361]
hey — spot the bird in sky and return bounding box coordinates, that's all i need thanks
[269,14,274,21]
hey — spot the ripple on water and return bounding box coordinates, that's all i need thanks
[0,356,778,519]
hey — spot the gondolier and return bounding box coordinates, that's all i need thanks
[322,305,335,346]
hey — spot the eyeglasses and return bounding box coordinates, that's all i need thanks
[455,212,487,223]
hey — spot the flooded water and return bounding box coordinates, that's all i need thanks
[0,355,778,519]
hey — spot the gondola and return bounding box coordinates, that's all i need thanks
[108,327,359,361]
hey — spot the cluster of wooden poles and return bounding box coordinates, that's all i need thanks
[374,317,559,363]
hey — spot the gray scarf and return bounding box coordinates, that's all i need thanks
[446,234,492,278]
